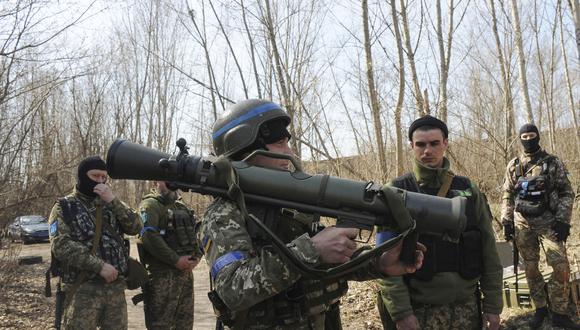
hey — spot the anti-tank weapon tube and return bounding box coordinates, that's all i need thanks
[107,138,466,278]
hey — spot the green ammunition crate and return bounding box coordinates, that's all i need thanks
[502,271,580,309]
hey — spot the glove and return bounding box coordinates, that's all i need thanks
[552,221,571,242]
[503,222,515,242]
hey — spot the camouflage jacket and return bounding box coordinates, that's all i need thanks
[378,158,503,320]
[138,192,201,273]
[49,188,142,283]
[501,150,574,228]
[200,197,383,329]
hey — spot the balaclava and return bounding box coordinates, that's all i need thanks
[519,123,541,154]
[76,156,107,198]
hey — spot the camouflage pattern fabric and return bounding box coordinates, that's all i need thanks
[501,151,575,314]
[501,151,575,228]
[201,197,329,329]
[49,189,142,282]
[49,188,142,329]
[413,300,479,330]
[62,280,128,330]
[144,271,194,330]
[516,225,570,314]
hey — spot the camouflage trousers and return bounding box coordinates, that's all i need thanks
[144,270,194,330]
[63,279,127,330]
[516,225,570,314]
[412,300,480,330]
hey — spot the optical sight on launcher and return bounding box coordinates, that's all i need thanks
[107,138,467,279]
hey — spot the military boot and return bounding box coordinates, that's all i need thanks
[529,306,548,329]
[552,312,580,329]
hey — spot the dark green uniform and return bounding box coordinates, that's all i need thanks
[49,188,142,330]
[138,192,201,330]
[377,158,503,329]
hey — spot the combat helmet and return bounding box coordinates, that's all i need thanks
[212,99,291,160]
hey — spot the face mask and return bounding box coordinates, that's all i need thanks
[77,175,101,198]
[521,136,540,153]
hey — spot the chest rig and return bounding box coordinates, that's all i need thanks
[239,203,348,327]
[513,154,553,216]
[156,199,198,255]
[58,197,128,283]
[393,173,481,281]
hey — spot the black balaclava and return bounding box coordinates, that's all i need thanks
[76,156,107,198]
[519,123,541,154]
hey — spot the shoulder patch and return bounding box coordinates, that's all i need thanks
[50,221,58,236]
[140,210,149,224]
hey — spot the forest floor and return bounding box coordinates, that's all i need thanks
[2,212,580,330]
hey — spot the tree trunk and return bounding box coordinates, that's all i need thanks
[362,0,387,179]
[391,0,406,176]
[489,0,516,161]
[510,0,535,123]
[400,0,424,116]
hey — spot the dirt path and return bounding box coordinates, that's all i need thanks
[17,240,215,329]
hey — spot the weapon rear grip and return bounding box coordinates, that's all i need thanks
[400,231,418,266]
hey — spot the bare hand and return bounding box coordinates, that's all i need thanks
[484,313,500,330]
[93,183,115,203]
[311,227,358,263]
[175,255,197,271]
[378,241,426,276]
[396,314,419,330]
[99,262,118,283]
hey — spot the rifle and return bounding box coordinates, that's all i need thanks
[106,139,468,280]
[514,241,519,292]
[54,281,65,330]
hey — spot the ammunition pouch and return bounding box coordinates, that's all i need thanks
[514,176,549,216]
[393,173,482,281]
[164,207,198,255]
[459,230,483,279]
[412,229,482,281]
[126,257,149,290]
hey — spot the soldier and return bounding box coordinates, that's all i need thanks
[501,123,577,329]
[49,155,142,329]
[199,99,425,329]
[138,181,202,329]
[376,115,503,330]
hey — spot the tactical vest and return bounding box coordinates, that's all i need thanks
[234,203,348,327]
[392,173,482,281]
[513,155,554,217]
[156,199,198,255]
[58,197,128,283]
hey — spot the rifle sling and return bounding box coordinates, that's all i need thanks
[437,172,454,197]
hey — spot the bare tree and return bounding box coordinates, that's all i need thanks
[488,0,516,160]
[362,0,388,179]
[510,0,535,123]
[400,0,425,116]
[560,0,580,156]
[390,0,406,176]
